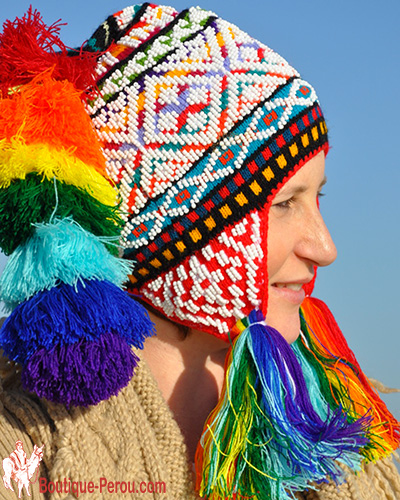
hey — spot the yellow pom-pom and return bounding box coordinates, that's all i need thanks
[0,139,117,207]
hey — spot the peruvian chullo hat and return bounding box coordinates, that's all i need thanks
[86,3,329,337]
[0,5,399,500]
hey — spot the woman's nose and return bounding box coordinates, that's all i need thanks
[297,208,337,268]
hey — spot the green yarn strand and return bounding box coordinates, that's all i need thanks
[297,316,355,416]
[0,174,123,255]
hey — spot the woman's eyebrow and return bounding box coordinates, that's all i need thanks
[278,176,328,196]
[319,176,328,189]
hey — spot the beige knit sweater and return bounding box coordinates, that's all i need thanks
[0,354,399,500]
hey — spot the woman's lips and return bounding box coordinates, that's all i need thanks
[270,283,306,305]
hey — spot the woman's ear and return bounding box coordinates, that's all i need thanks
[0,317,6,328]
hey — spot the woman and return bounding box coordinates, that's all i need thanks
[0,4,399,499]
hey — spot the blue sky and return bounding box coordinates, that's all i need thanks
[1,0,399,426]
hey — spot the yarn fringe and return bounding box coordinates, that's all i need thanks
[0,174,123,256]
[0,138,116,205]
[22,332,139,407]
[0,280,154,406]
[0,218,132,310]
[0,279,154,365]
[0,6,98,95]
[195,310,369,500]
[0,9,144,408]
[0,69,106,175]
[300,296,400,461]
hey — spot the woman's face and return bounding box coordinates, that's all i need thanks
[266,151,337,343]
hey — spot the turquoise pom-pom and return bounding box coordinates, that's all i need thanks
[0,217,132,310]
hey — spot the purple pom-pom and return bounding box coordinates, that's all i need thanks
[22,331,139,407]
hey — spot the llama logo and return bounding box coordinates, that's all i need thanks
[2,440,44,498]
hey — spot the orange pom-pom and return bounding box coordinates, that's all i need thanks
[0,70,107,177]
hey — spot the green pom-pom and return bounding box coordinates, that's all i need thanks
[0,174,123,255]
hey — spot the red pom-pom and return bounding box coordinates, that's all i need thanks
[0,7,97,95]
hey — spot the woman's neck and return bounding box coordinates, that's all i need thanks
[140,311,230,461]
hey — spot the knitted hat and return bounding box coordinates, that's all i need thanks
[82,8,399,497]
[0,5,399,500]
[85,3,328,338]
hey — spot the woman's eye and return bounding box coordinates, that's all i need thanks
[273,192,325,211]
[273,197,294,209]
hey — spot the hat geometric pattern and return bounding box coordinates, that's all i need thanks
[86,4,328,338]
[141,210,263,335]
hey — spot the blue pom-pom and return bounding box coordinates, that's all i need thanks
[0,218,133,310]
[0,279,154,364]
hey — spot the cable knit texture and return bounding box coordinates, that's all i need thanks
[0,353,399,500]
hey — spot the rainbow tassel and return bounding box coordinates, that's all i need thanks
[0,11,153,407]
[195,310,370,500]
[299,297,400,461]
[0,218,132,310]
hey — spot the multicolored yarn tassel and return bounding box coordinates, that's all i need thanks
[299,297,400,461]
[195,310,371,500]
[0,10,154,406]
[196,304,400,499]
